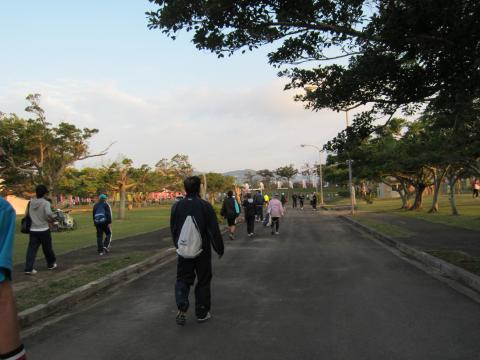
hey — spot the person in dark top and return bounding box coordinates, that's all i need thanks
[221,190,240,240]
[170,176,224,325]
[299,194,305,210]
[292,194,298,208]
[253,190,264,222]
[242,193,256,237]
[311,193,318,210]
[92,194,113,255]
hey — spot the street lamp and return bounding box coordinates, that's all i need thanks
[304,83,355,215]
[300,144,324,206]
[344,110,356,215]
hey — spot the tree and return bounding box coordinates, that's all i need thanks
[147,1,480,138]
[275,165,298,187]
[257,169,274,189]
[204,172,235,202]
[106,158,136,220]
[0,94,110,201]
[155,154,193,191]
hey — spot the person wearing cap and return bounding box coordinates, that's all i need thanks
[24,184,57,275]
[267,194,285,235]
[93,194,113,255]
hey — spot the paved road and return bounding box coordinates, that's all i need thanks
[25,211,480,359]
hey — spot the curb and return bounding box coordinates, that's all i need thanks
[340,215,480,294]
[18,248,176,329]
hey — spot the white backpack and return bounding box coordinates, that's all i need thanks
[176,216,203,258]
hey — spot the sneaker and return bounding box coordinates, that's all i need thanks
[103,246,110,254]
[228,233,234,240]
[275,232,280,235]
[197,312,211,323]
[271,230,275,235]
[24,269,38,275]
[99,252,105,256]
[48,263,57,270]
[176,311,186,326]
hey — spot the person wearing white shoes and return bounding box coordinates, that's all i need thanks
[24,185,57,275]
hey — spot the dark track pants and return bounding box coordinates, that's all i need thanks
[96,224,112,253]
[175,251,212,318]
[255,205,263,221]
[25,230,56,272]
[271,217,280,232]
[246,215,255,234]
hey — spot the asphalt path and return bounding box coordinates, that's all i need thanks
[25,210,480,359]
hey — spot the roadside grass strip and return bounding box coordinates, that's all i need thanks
[427,250,480,277]
[354,216,413,238]
[13,206,170,264]
[334,194,480,232]
[15,252,152,312]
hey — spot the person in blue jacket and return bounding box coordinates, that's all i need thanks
[0,196,27,360]
[92,194,113,255]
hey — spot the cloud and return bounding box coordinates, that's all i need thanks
[0,79,354,172]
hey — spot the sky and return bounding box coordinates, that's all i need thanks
[0,0,356,173]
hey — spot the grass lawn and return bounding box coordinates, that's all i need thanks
[14,206,171,264]
[334,194,480,232]
[15,252,153,312]
[354,217,414,238]
[427,250,480,277]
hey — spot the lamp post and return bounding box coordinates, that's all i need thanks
[300,144,324,206]
[304,83,355,215]
[344,111,356,215]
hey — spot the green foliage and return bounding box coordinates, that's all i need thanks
[147,0,480,156]
[0,94,103,197]
[275,164,298,182]
[205,172,235,193]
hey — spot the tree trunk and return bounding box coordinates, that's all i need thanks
[447,175,460,215]
[411,184,426,210]
[118,184,126,220]
[428,167,448,213]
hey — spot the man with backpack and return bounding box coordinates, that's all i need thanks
[24,185,57,275]
[93,194,112,256]
[253,190,264,222]
[221,190,240,240]
[243,193,257,237]
[171,176,224,325]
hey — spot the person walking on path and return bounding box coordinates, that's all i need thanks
[292,194,298,209]
[170,176,224,325]
[473,179,480,198]
[93,194,113,256]
[299,194,305,210]
[311,193,318,210]
[221,190,240,240]
[0,196,27,360]
[243,193,256,237]
[253,190,264,222]
[268,194,284,235]
[24,185,57,275]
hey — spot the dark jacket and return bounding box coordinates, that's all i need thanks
[170,195,224,256]
[242,199,256,218]
[92,201,112,225]
[221,197,239,219]
[253,193,264,206]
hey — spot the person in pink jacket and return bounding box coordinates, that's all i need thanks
[267,194,284,235]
